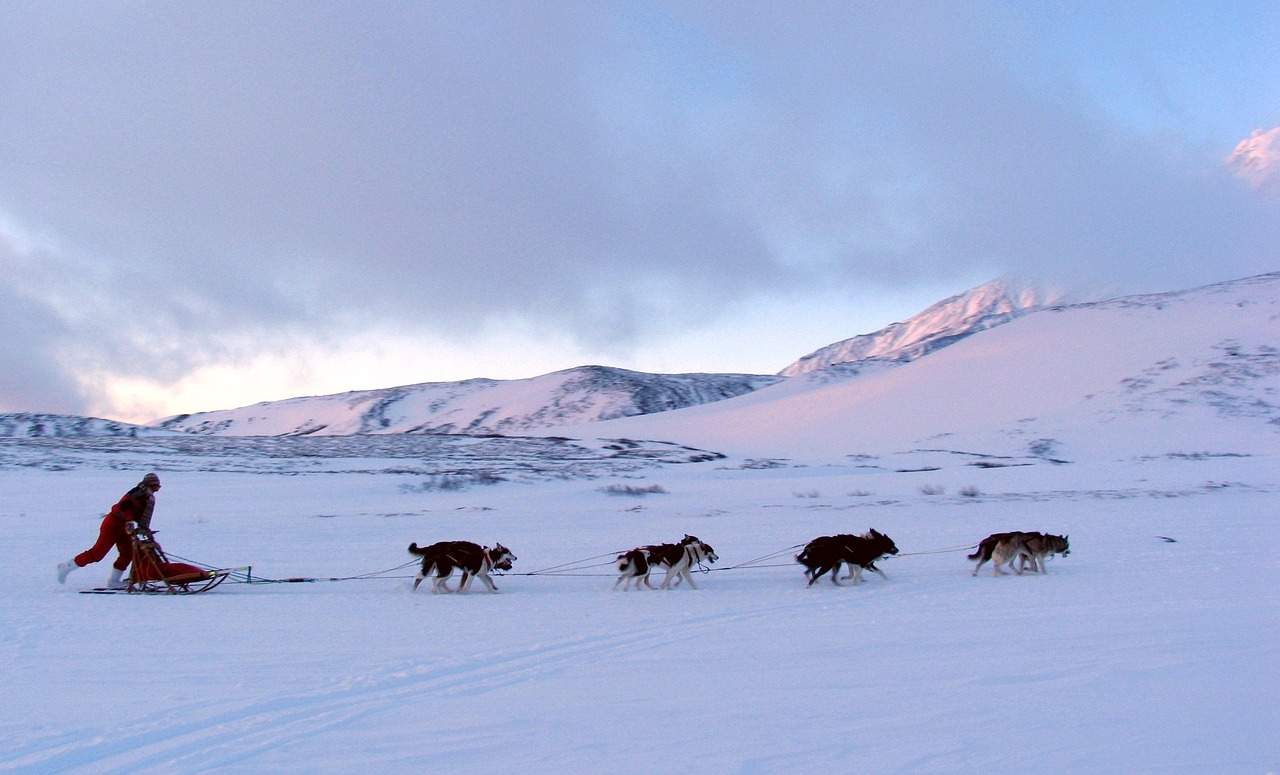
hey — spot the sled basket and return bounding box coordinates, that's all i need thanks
[123,527,231,595]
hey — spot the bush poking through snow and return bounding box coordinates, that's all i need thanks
[919,484,946,496]
[400,472,505,492]
[601,483,668,497]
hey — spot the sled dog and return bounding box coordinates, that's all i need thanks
[969,531,1069,576]
[969,532,1029,576]
[613,548,652,591]
[616,535,717,590]
[796,530,899,587]
[408,541,516,593]
[994,532,1069,575]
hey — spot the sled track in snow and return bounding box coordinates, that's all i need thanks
[3,602,791,773]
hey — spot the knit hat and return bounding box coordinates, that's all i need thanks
[142,472,161,488]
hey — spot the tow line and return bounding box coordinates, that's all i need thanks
[160,541,982,587]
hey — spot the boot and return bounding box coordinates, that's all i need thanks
[57,559,78,584]
[107,567,127,590]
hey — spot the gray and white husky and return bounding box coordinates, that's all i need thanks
[970,532,1069,576]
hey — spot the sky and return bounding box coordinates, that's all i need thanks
[1,1,1277,424]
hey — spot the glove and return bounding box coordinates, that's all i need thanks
[126,521,138,534]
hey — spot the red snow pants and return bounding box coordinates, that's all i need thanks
[74,513,132,571]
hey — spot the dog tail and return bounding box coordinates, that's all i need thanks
[408,542,427,556]
[967,548,981,560]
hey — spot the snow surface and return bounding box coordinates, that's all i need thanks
[2,272,1278,773]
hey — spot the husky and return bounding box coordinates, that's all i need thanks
[969,532,1069,576]
[617,534,717,590]
[408,541,516,593]
[969,532,1029,577]
[994,532,1069,575]
[796,529,899,587]
[612,548,652,591]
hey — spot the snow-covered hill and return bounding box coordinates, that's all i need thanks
[556,271,1280,463]
[156,365,782,437]
[779,277,1061,376]
[0,412,173,439]
[151,277,1064,438]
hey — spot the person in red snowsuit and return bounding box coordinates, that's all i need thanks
[57,473,161,588]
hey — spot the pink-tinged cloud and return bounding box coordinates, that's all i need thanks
[1229,127,1280,189]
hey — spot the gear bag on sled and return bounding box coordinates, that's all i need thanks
[82,526,232,595]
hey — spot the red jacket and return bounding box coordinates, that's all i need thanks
[110,484,156,530]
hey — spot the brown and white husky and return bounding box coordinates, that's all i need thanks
[615,535,718,590]
[408,541,516,593]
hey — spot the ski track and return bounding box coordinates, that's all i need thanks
[6,597,799,773]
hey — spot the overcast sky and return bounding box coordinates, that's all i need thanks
[2,2,1277,423]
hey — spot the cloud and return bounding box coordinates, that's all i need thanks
[0,3,1277,417]
[1229,127,1280,190]
[0,236,86,414]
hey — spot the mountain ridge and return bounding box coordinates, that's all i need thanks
[3,271,1275,441]
[778,277,1063,376]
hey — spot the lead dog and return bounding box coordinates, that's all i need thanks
[615,535,718,590]
[797,530,899,587]
[969,532,1030,576]
[408,541,516,593]
[994,532,1069,575]
[969,531,1069,576]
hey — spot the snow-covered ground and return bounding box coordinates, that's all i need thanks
[2,271,1277,773]
[1,438,1276,773]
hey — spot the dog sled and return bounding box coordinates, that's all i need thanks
[80,526,234,595]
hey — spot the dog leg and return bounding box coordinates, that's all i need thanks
[660,562,689,589]
[681,569,698,590]
[412,572,425,592]
[817,565,839,586]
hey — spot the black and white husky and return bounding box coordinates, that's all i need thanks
[614,534,718,590]
[408,541,516,593]
[613,548,652,590]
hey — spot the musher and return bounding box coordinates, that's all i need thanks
[57,472,162,589]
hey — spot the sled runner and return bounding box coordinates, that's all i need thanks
[80,526,232,595]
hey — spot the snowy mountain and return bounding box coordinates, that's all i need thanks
[0,412,173,439]
[151,277,1064,437]
[156,365,782,437]
[779,277,1062,376]
[556,271,1280,463]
